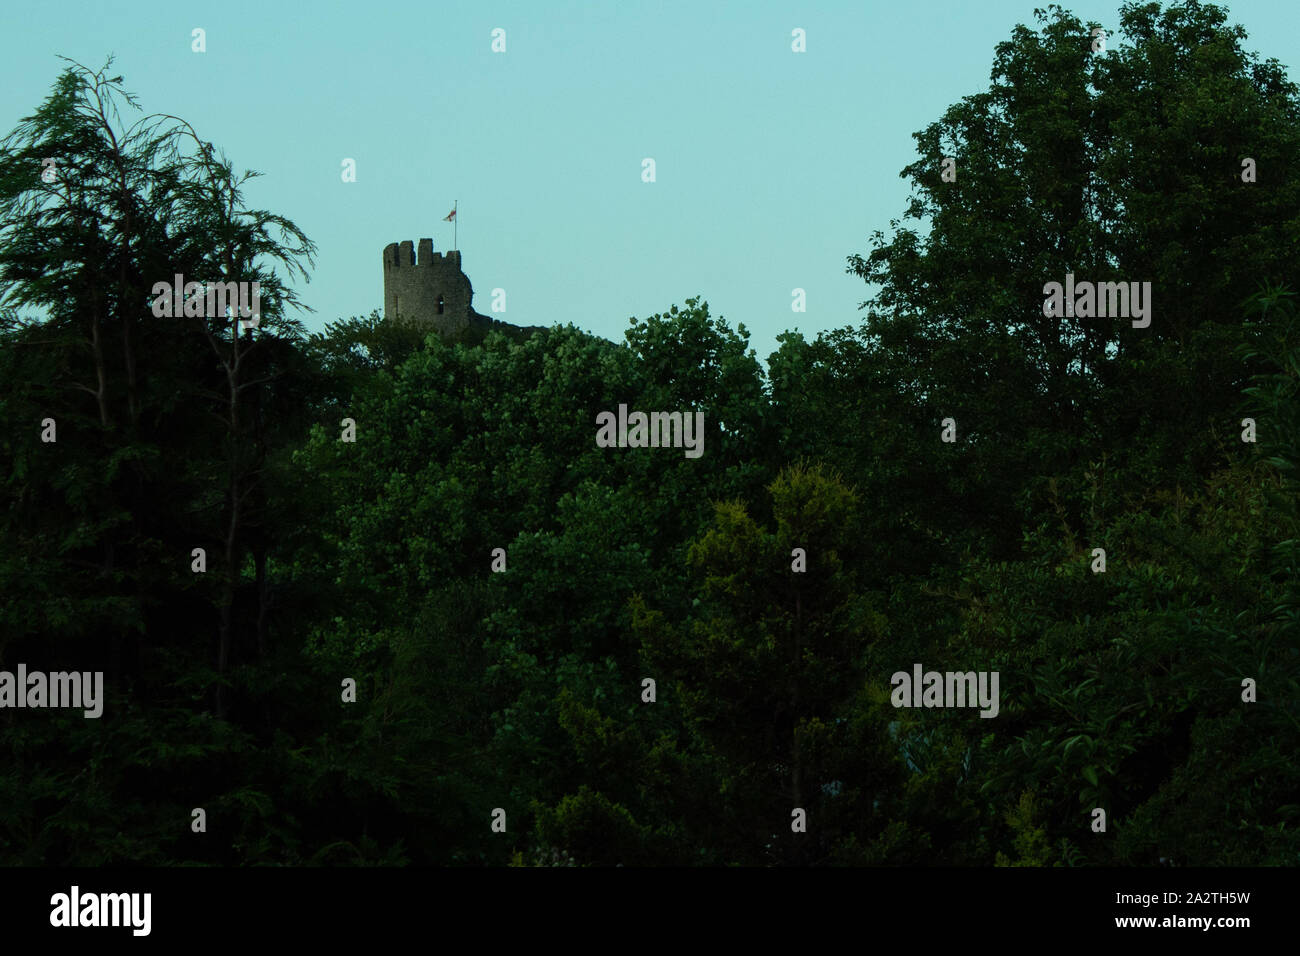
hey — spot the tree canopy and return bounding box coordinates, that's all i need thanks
[2,5,1298,866]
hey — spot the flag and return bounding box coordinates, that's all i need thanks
[443,208,456,221]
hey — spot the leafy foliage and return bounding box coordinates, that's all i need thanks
[3,7,1300,866]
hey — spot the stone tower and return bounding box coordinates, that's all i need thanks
[382,238,490,335]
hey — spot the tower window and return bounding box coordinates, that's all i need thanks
[436,295,445,315]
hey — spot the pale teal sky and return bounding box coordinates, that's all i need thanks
[4,1,1299,363]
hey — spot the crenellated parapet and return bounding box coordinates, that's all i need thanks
[382,240,465,270]
[382,238,480,333]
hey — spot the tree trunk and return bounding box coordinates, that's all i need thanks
[790,588,805,865]
[216,370,240,720]
[89,305,110,428]
[255,546,268,659]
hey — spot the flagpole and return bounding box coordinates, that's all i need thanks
[454,199,458,252]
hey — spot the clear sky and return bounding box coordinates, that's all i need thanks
[4,1,1300,364]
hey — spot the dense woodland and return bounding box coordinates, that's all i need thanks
[1,3,1298,866]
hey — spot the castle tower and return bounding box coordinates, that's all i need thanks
[382,238,486,335]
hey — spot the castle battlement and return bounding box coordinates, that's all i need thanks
[383,240,463,270]
[382,237,488,335]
